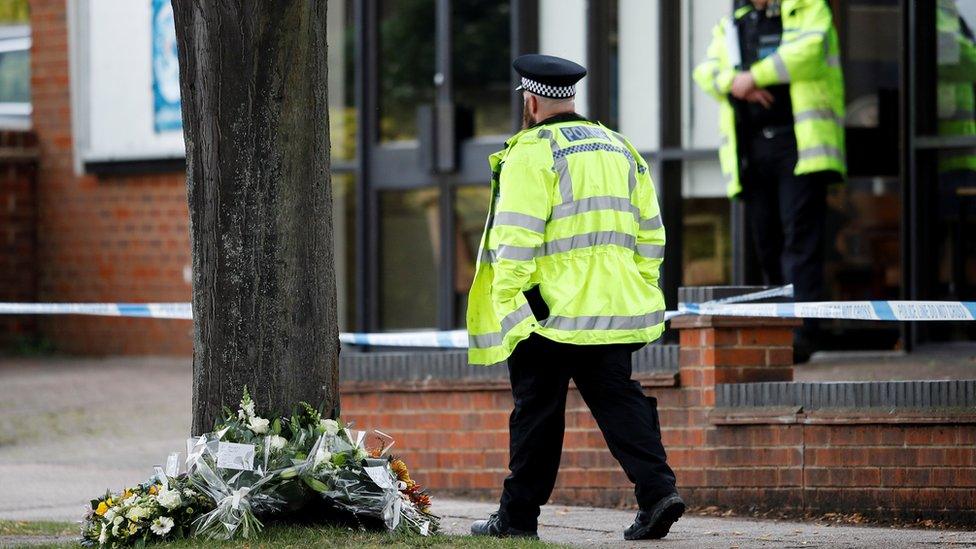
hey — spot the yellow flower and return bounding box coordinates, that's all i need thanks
[122,489,132,500]
[148,485,159,495]
[95,502,108,516]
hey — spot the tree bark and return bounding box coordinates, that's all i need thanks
[172,1,339,435]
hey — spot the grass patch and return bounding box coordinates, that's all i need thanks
[0,519,77,537]
[3,522,563,549]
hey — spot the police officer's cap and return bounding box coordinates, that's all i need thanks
[514,54,586,99]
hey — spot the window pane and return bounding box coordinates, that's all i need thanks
[683,197,732,286]
[617,0,658,148]
[453,186,490,326]
[379,189,440,328]
[454,0,511,137]
[378,0,435,142]
[332,173,357,331]
[328,0,356,161]
[0,50,29,103]
[685,2,723,149]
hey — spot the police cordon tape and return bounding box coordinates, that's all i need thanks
[2,284,975,348]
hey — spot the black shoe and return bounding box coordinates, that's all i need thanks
[470,512,538,538]
[624,493,685,540]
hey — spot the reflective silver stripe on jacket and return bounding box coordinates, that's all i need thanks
[540,129,575,203]
[793,108,839,125]
[712,67,723,96]
[636,243,665,259]
[482,230,663,263]
[469,302,535,349]
[607,130,640,196]
[493,211,547,233]
[494,244,537,261]
[770,52,790,82]
[550,195,640,222]
[798,144,844,163]
[542,230,635,256]
[639,215,663,231]
[542,310,666,331]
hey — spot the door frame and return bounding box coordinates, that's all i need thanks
[353,0,538,332]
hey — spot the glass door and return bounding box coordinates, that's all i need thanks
[906,0,976,345]
[361,0,513,331]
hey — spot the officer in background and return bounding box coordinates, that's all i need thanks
[467,54,683,540]
[694,0,846,362]
[937,0,976,302]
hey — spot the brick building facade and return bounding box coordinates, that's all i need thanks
[25,0,191,354]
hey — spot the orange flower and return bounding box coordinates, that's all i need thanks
[391,459,411,483]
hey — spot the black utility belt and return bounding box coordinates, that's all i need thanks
[750,125,794,140]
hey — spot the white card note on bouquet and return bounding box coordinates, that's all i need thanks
[216,442,256,471]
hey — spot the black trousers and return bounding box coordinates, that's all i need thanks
[742,131,827,319]
[498,334,677,531]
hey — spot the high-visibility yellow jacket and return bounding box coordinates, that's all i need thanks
[937,0,976,173]
[466,115,667,366]
[693,0,846,197]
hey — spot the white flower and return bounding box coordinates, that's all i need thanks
[320,419,339,435]
[98,526,109,544]
[182,488,197,498]
[269,435,287,452]
[313,446,333,468]
[248,416,270,434]
[354,447,368,462]
[156,487,182,510]
[150,516,174,536]
[125,506,148,521]
[103,508,117,521]
[111,516,124,537]
[122,495,137,507]
[238,400,256,420]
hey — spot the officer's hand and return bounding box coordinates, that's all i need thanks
[730,72,757,100]
[745,89,775,109]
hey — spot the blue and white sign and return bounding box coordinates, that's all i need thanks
[152,0,182,133]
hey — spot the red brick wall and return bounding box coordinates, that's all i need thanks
[30,0,192,354]
[0,132,39,348]
[338,318,976,524]
[339,383,976,523]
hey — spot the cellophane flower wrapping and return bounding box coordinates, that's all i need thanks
[185,390,324,540]
[303,425,439,535]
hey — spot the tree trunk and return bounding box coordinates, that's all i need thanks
[172,1,339,435]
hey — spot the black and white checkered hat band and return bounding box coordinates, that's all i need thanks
[520,77,576,99]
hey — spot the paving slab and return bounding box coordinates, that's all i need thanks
[435,499,976,548]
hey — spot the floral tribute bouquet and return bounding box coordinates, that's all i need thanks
[81,389,438,547]
[303,422,439,535]
[81,476,213,547]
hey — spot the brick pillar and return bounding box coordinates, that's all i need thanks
[672,304,800,409]
[673,314,799,383]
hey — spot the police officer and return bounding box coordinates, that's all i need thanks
[694,0,846,362]
[467,54,683,540]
